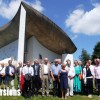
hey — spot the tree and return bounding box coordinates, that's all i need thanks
[92,42,100,62]
[79,49,91,66]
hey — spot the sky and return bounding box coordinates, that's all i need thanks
[0,0,100,60]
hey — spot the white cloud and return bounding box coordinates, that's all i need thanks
[65,3,100,35]
[0,0,3,5]
[32,0,44,12]
[76,4,84,9]
[0,0,44,20]
[71,34,78,40]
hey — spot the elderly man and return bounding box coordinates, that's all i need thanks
[31,59,41,96]
[22,61,34,99]
[0,63,6,89]
[50,59,61,97]
[57,59,62,65]
[41,58,51,96]
[16,61,23,89]
[65,59,75,97]
[5,60,16,89]
[94,58,99,92]
[94,58,100,97]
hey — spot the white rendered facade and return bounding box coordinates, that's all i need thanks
[0,40,18,62]
[0,36,73,64]
[0,5,74,64]
[0,37,61,63]
[27,36,61,62]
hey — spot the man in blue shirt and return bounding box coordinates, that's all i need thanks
[50,59,61,97]
[5,60,16,89]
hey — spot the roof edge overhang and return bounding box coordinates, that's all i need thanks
[0,1,77,54]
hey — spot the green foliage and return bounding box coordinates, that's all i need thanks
[92,42,100,62]
[79,49,91,66]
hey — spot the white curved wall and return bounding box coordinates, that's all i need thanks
[0,40,18,61]
[62,54,73,66]
[0,36,61,63]
[27,36,61,62]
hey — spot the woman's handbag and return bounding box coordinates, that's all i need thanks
[79,73,83,80]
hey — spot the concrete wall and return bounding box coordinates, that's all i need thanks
[26,37,34,61]
[0,36,74,65]
[0,40,18,61]
[62,54,74,67]
[27,36,61,62]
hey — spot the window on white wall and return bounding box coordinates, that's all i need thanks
[39,54,42,60]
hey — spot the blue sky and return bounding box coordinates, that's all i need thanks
[0,0,100,60]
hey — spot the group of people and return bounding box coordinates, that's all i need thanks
[0,58,100,100]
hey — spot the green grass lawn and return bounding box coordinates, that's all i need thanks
[0,77,100,100]
[0,95,100,100]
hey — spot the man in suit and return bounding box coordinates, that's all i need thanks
[41,58,51,96]
[5,60,16,89]
[32,59,41,96]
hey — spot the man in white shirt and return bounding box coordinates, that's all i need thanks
[22,60,34,99]
[65,59,75,97]
[0,63,6,89]
[41,58,51,96]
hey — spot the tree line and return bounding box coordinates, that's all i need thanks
[79,42,100,65]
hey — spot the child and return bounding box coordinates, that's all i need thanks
[59,63,68,99]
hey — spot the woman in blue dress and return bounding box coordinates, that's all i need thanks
[59,63,68,99]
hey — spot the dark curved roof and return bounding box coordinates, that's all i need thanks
[0,2,77,54]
